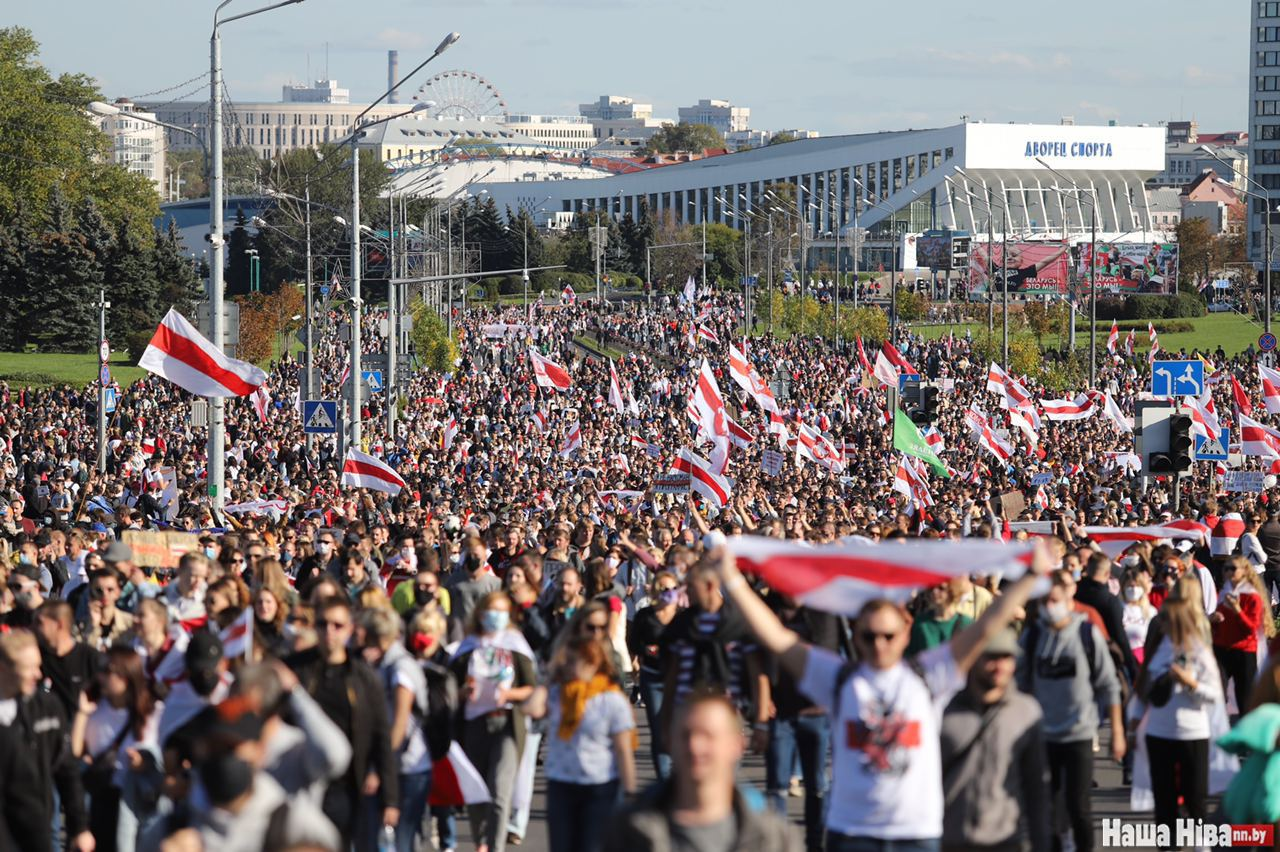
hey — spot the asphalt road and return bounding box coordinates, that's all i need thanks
[440,715,1174,852]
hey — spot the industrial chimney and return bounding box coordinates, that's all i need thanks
[388,50,399,104]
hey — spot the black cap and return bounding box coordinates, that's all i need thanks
[185,631,224,674]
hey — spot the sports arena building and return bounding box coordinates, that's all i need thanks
[466,121,1168,270]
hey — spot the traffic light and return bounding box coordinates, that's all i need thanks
[1150,413,1194,474]
[907,384,939,426]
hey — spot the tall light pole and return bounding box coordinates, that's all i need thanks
[1036,157,1099,385]
[207,0,308,510]
[347,32,458,449]
[97,291,110,473]
[1205,150,1273,333]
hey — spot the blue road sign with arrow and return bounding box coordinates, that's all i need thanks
[1150,360,1203,398]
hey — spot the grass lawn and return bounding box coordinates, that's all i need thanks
[573,335,626,361]
[0,351,147,389]
[910,313,1267,357]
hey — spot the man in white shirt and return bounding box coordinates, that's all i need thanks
[163,552,210,625]
[715,543,1050,852]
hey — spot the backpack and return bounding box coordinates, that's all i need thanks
[421,657,459,761]
[1024,616,1130,707]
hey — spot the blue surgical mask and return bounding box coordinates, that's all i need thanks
[479,609,510,634]
[658,589,681,606]
[204,547,217,560]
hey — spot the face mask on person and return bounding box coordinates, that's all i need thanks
[198,753,255,806]
[605,556,620,571]
[13,590,37,610]
[1124,586,1143,602]
[1041,601,1071,625]
[18,553,33,566]
[479,609,509,633]
[464,553,483,574]
[415,586,435,606]
[315,541,331,555]
[1071,568,1082,582]
[203,547,217,560]
[658,588,681,606]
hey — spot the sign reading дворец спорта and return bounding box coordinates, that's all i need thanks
[1025,140,1114,158]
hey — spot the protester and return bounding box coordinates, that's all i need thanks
[627,571,681,779]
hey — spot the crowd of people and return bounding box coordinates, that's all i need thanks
[2,284,1280,852]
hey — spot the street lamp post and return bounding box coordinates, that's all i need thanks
[1205,150,1273,333]
[1035,158,1099,385]
[207,0,307,510]
[347,32,458,449]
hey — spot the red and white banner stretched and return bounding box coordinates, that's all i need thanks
[140,308,267,398]
[528,348,572,391]
[341,449,406,496]
[1082,524,1206,558]
[559,424,582,458]
[1041,394,1096,422]
[728,536,1035,615]
[672,448,732,508]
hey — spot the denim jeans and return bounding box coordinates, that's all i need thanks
[766,714,830,852]
[827,834,941,852]
[546,779,620,852]
[637,671,671,780]
[397,770,432,852]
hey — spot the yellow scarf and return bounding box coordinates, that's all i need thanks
[557,674,618,741]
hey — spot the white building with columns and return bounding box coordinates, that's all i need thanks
[472,121,1167,267]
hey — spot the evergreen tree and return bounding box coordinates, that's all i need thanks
[26,188,96,351]
[225,207,252,296]
[633,199,656,277]
[154,219,203,316]
[467,198,508,273]
[506,207,544,271]
[76,197,112,308]
[104,219,161,357]
[0,212,31,350]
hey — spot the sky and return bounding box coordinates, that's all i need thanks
[11,0,1251,135]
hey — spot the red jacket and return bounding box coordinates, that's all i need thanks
[1212,592,1265,653]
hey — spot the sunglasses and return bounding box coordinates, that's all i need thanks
[586,623,608,634]
[858,630,901,644]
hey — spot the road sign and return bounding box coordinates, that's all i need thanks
[302,400,338,434]
[898,373,922,393]
[320,284,330,299]
[1262,332,1278,352]
[103,387,117,414]
[1150,360,1204,398]
[99,340,110,362]
[99,365,111,387]
[1195,427,1230,461]
[362,370,384,393]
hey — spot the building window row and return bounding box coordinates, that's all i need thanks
[1258,148,1280,165]
[1258,99,1280,115]
[1261,124,1280,140]
[1263,1,1280,17]
[1260,75,1280,91]
[1261,26,1280,41]
[1261,50,1280,66]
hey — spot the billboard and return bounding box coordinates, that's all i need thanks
[916,235,952,270]
[1077,242,1179,295]
[968,241,1071,296]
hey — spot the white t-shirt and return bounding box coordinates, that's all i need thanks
[798,644,962,840]
[544,687,635,786]
[1121,603,1154,654]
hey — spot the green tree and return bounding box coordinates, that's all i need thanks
[768,131,798,146]
[165,149,207,200]
[893,286,926,321]
[643,123,726,155]
[154,218,202,316]
[695,222,743,285]
[408,297,459,372]
[25,188,97,351]
[505,206,544,272]
[1174,218,1212,288]
[105,218,162,359]
[1022,300,1054,345]
[0,212,31,349]
[225,208,252,296]
[0,27,158,233]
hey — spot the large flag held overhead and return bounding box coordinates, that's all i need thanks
[140,308,267,398]
[673,448,732,508]
[528,348,572,391]
[893,408,949,477]
[728,343,779,413]
[608,362,626,415]
[1082,524,1206,558]
[1040,394,1095,422]
[728,536,1035,615]
[795,422,846,473]
[690,358,727,438]
[873,342,916,387]
[1241,414,1280,460]
[341,449,406,495]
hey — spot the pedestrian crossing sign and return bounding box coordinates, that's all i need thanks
[1194,427,1229,461]
[303,400,338,434]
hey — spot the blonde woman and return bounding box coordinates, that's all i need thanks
[1211,556,1274,714]
[1141,591,1223,843]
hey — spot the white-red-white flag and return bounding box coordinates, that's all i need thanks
[529,348,572,391]
[873,342,915,387]
[1262,364,1280,415]
[561,284,576,305]
[1241,413,1280,460]
[219,607,253,661]
[672,448,733,508]
[442,415,460,450]
[1082,525,1206,558]
[1184,394,1222,441]
[529,409,549,435]
[559,424,582,458]
[728,535,1034,615]
[965,408,1013,461]
[428,742,491,806]
[1124,329,1135,357]
[795,422,846,473]
[608,362,626,415]
[697,325,719,345]
[139,308,267,398]
[690,358,726,438]
[251,385,272,424]
[1040,394,1095,422]
[341,449,406,495]
[728,343,779,413]
[1106,321,1119,356]
[1147,322,1160,362]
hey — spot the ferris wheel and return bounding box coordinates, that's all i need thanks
[412,70,507,120]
